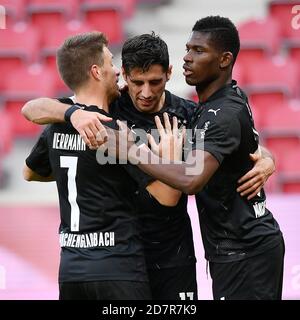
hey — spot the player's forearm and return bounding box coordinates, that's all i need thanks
[22,98,69,124]
[146,180,182,206]
[131,146,205,195]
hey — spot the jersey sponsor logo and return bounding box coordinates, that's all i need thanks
[200,121,210,139]
[59,232,115,248]
[208,108,221,116]
[253,197,266,218]
[53,132,86,151]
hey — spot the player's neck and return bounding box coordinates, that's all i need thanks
[196,74,232,103]
[73,86,109,113]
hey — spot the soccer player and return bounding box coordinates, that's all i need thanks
[22,33,275,300]
[23,32,152,300]
[23,33,198,300]
[127,17,285,300]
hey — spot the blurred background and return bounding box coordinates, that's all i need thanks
[0,0,299,300]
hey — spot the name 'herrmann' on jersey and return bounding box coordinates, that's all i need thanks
[52,132,86,151]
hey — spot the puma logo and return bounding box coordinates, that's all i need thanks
[208,108,220,116]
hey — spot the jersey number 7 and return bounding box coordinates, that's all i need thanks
[60,156,80,231]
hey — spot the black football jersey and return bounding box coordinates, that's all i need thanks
[26,100,148,283]
[110,91,197,269]
[191,81,282,263]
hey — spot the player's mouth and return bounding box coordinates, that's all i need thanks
[139,99,153,107]
[183,64,193,76]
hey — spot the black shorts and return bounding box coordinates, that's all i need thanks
[209,238,285,300]
[59,280,152,300]
[148,264,198,300]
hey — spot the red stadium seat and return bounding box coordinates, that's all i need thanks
[0,24,40,90]
[26,0,79,31]
[283,26,300,62]
[232,62,246,87]
[260,102,300,167]
[244,56,300,110]
[2,64,57,137]
[118,0,137,18]
[0,0,26,26]
[81,0,137,18]
[0,108,13,187]
[80,1,124,46]
[278,149,300,193]
[237,17,281,66]
[39,20,92,95]
[0,109,13,155]
[40,20,91,68]
[269,0,300,38]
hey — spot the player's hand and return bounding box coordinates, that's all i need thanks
[96,120,135,162]
[148,113,185,161]
[237,153,275,200]
[70,109,112,149]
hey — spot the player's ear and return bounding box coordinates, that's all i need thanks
[90,64,101,80]
[166,65,172,81]
[121,67,128,82]
[220,52,233,69]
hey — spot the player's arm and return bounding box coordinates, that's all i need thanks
[146,181,181,207]
[117,117,219,195]
[23,164,54,182]
[131,146,219,195]
[21,98,111,148]
[24,126,54,182]
[237,145,275,199]
[145,113,183,204]
[22,98,70,124]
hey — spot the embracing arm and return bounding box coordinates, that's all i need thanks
[22,98,111,148]
[131,146,219,195]
[22,98,69,124]
[146,180,181,206]
[237,145,275,199]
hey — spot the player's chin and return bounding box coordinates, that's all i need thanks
[184,76,197,86]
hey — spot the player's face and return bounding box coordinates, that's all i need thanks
[123,64,172,113]
[101,46,120,102]
[183,31,221,87]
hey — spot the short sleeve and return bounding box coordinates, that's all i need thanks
[25,127,52,177]
[192,114,241,164]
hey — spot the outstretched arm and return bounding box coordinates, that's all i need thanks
[22,98,111,148]
[237,145,275,199]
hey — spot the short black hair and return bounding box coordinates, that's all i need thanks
[192,16,240,65]
[122,32,169,74]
